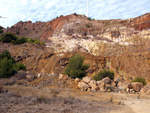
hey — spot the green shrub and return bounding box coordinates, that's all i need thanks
[26,38,34,43]
[86,24,90,28]
[0,50,26,78]
[1,32,18,43]
[93,70,114,81]
[0,32,44,45]
[33,39,40,44]
[12,37,27,45]
[87,17,92,20]
[16,31,19,35]
[0,58,16,78]
[64,54,89,79]
[132,76,146,85]
[11,26,15,28]
[0,50,15,62]
[0,26,3,34]
[14,62,26,71]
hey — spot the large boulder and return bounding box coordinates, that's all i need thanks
[99,82,105,91]
[97,77,111,92]
[140,85,150,95]
[78,82,90,91]
[91,85,99,92]
[118,81,131,92]
[101,77,111,85]
[131,82,143,92]
[89,79,97,87]
[97,77,111,86]
[82,76,92,83]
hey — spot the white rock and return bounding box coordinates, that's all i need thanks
[99,82,105,91]
[89,79,97,87]
[101,77,111,85]
[37,73,41,78]
[97,80,102,85]
[59,74,64,79]
[26,75,32,79]
[82,76,92,83]
[75,78,80,82]
[78,82,90,91]
[91,85,99,92]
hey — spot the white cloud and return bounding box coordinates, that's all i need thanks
[0,0,149,28]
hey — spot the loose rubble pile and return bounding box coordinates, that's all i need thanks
[59,74,150,95]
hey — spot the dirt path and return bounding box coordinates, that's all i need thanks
[123,95,150,113]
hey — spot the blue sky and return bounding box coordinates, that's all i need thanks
[0,0,150,28]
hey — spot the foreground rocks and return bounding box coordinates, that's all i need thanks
[140,85,150,95]
[76,76,146,94]
[131,82,143,92]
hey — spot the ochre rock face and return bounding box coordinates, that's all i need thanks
[4,13,150,41]
[1,13,150,82]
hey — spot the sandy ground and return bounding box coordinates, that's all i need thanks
[2,85,147,113]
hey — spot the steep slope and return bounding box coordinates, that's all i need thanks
[1,13,150,82]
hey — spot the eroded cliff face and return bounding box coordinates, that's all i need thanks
[1,13,150,82]
[4,13,150,56]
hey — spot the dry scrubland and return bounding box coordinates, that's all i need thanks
[0,73,150,113]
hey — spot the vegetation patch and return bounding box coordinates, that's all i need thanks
[0,26,3,34]
[0,50,26,78]
[0,32,45,45]
[132,76,146,85]
[86,24,90,28]
[93,70,114,81]
[63,54,89,79]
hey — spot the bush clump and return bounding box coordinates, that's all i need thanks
[0,32,45,45]
[11,37,27,44]
[132,76,146,85]
[93,70,114,81]
[63,54,89,79]
[0,50,26,78]
[0,26,3,34]
[0,32,18,43]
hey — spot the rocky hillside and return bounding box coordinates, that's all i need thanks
[1,13,150,82]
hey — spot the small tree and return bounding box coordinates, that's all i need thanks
[0,58,16,78]
[93,70,114,81]
[0,26,3,34]
[64,54,89,78]
[0,50,26,78]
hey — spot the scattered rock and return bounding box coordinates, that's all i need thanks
[37,73,41,78]
[26,75,32,79]
[75,78,80,82]
[59,74,69,80]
